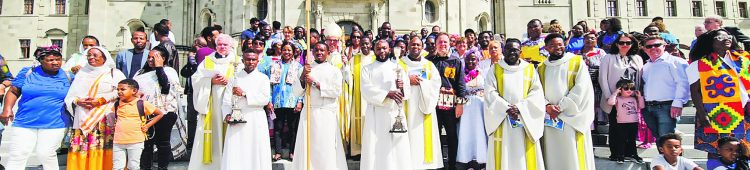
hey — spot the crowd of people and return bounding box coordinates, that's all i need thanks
[3,14,750,170]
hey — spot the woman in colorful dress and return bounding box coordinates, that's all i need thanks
[577,33,608,128]
[457,49,488,170]
[688,29,750,169]
[64,46,126,170]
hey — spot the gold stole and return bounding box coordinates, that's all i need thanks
[202,56,236,164]
[493,64,535,170]
[397,59,435,163]
[537,56,588,170]
[351,54,375,145]
[80,73,110,135]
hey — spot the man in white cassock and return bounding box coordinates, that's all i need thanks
[360,40,413,170]
[399,36,444,169]
[220,51,272,170]
[484,39,546,170]
[343,37,375,156]
[188,34,238,170]
[537,34,596,170]
[289,43,348,170]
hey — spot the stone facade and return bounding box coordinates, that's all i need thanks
[2,0,749,73]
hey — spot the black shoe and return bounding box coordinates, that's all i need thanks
[631,156,644,164]
[616,157,625,164]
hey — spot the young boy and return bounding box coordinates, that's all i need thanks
[112,79,165,170]
[714,136,750,170]
[651,133,704,170]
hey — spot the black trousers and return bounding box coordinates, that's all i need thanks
[608,108,638,158]
[141,112,178,170]
[186,94,197,150]
[274,108,300,154]
[437,108,459,170]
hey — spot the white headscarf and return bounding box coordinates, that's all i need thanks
[80,46,116,72]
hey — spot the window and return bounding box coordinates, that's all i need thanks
[19,39,30,59]
[51,39,63,49]
[635,0,647,16]
[692,1,703,17]
[740,2,748,18]
[716,1,726,17]
[666,0,677,16]
[606,0,618,16]
[24,0,33,14]
[257,0,267,20]
[424,1,437,22]
[84,0,89,14]
[55,0,65,14]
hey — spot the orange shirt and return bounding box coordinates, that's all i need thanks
[113,99,156,144]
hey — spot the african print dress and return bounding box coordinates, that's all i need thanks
[689,51,750,169]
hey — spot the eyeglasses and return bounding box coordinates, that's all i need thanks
[617,41,633,46]
[715,34,734,42]
[644,43,663,49]
[351,36,362,39]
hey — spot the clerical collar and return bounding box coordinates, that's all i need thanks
[408,55,421,61]
[215,52,226,59]
[315,60,325,64]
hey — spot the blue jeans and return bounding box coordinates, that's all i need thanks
[642,103,676,138]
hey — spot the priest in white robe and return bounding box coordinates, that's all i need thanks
[290,43,348,170]
[342,37,375,156]
[484,39,546,170]
[360,40,413,170]
[400,37,444,169]
[188,34,238,170]
[220,51,272,170]
[537,34,596,170]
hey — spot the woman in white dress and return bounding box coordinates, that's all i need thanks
[457,50,488,169]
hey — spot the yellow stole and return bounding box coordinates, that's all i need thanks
[351,54,375,145]
[397,59,435,163]
[493,63,535,170]
[537,56,588,170]
[202,56,236,164]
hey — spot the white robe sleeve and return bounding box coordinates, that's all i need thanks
[292,65,305,97]
[221,79,235,118]
[517,70,547,141]
[246,74,272,106]
[418,64,442,115]
[557,62,596,133]
[104,70,127,102]
[191,62,212,115]
[360,67,389,107]
[317,67,342,99]
[483,65,511,136]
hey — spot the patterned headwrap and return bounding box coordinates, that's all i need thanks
[34,45,62,61]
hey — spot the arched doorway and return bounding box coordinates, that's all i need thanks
[336,21,362,37]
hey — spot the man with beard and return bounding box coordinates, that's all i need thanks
[537,33,596,170]
[427,33,467,170]
[240,18,261,48]
[344,37,375,158]
[116,31,150,79]
[400,36,443,169]
[477,31,494,60]
[360,40,412,170]
[484,38,546,170]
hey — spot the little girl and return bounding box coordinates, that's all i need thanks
[607,79,645,164]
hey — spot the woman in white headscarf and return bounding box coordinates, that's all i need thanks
[62,36,101,74]
[64,46,125,170]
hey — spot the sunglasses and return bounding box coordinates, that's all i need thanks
[715,34,734,41]
[351,36,362,39]
[617,41,633,46]
[644,43,663,49]
[621,87,636,91]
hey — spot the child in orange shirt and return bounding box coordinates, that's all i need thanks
[112,79,164,170]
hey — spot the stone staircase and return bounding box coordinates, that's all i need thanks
[591,107,708,170]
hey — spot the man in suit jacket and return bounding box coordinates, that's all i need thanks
[116,31,149,78]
